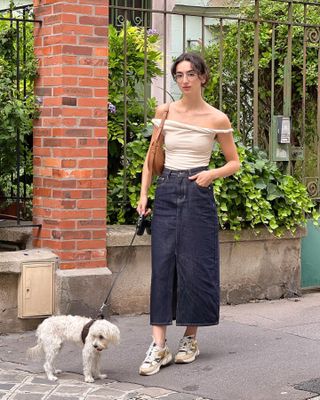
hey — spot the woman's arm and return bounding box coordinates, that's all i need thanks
[189,113,240,187]
[210,132,240,180]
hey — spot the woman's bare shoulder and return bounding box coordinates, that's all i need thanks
[207,105,232,130]
[155,103,171,118]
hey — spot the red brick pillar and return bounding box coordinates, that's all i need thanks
[33,0,108,269]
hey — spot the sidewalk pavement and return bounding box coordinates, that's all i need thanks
[2,292,320,400]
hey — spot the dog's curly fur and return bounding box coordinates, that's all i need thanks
[27,315,120,383]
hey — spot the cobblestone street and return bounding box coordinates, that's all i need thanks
[0,368,210,400]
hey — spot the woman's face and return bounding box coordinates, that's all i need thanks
[174,61,205,94]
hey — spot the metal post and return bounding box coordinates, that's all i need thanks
[23,7,27,204]
[253,0,260,147]
[163,0,167,104]
[283,1,292,118]
[317,46,320,189]
[16,20,21,225]
[237,19,241,134]
[219,18,223,111]
[143,9,148,125]
[123,7,128,214]
[283,1,293,174]
[182,14,186,53]
[302,4,307,180]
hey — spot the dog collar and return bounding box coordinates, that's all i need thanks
[81,319,96,344]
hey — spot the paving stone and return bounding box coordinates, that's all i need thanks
[108,382,143,391]
[90,386,126,397]
[85,379,114,386]
[86,397,122,400]
[12,393,44,400]
[0,372,27,382]
[0,382,16,390]
[123,394,152,400]
[31,377,58,385]
[53,384,90,395]
[54,373,85,383]
[19,383,52,393]
[135,386,175,397]
[46,396,82,400]
[163,393,201,400]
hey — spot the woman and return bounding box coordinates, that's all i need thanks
[136,52,240,376]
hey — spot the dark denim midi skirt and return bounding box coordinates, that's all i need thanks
[150,166,220,326]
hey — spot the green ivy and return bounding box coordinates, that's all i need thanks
[211,136,319,237]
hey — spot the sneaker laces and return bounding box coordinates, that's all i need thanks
[143,342,162,364]
[178,336,194,353]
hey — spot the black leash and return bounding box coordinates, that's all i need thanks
[95,228,139,320]
[81,216,151,343]
[81,226,139,343]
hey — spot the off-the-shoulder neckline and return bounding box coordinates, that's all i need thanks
[152,118,233,132]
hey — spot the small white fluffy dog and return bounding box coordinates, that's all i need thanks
[27,315,120,383]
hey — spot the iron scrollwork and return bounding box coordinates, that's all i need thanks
[306,27,320,48]
[306,178,320,199]
[116,13,143,28]
[111,0,151,29]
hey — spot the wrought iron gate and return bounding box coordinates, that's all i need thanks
[108,0,320,286]
[108,0,320,206]
[0,4,40,228]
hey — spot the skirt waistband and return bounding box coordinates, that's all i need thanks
[162,166,208,177]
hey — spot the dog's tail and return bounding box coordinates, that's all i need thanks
[26,343,43,360]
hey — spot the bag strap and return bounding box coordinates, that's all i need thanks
[152,104,169,145]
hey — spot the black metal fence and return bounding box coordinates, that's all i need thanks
[0,4,40,227]
[107,0,320,223]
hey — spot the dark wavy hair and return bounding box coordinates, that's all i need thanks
[171,52,210,87]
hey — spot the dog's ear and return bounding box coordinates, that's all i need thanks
[108,324,120,345]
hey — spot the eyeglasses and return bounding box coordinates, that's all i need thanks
[174,71,198,82]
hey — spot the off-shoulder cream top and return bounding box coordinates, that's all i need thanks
[152,119,233,170]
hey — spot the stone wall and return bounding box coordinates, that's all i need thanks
[219,228,305,304]
[0,226,306,332]
[106,225,306,314]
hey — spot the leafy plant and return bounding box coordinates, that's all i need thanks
[211,137,319,238]
[107,24,162,223]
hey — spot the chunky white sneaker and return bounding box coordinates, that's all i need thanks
[174,335,200,364]
[139,341,173,376]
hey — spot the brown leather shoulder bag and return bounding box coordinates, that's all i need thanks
[147,104,169,176]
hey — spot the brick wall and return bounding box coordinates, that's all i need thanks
[33,0,108,269]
